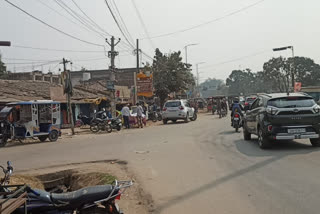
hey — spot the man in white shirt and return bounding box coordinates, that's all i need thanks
[121,104,130,129]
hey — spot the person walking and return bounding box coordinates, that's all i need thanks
[136,103,144,128]
[121,104,130,129]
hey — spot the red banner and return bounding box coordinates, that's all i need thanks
[294,82,302,92]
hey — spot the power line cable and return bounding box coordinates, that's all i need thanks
[4,0,104,47]
[11,45,106,53]
[111,0,135,45]
[104,0,135,49]
[200,50,270,70]
[143,0,266,39]
[35,0,94,35]
[54,0,106,39]
[2,57,55,62]
[71,0,111,37]
[131,0,155,50]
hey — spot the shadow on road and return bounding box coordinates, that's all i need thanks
[234,137,319,157]
[154,135,319,213]
[155,153,285,213]
[161,121,188,126]
[219,130,237,135]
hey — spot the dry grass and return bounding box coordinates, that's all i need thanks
[10,175,44,189]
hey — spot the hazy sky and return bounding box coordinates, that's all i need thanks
[1,0,320,82]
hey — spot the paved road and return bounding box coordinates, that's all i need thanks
[1,114,320,214]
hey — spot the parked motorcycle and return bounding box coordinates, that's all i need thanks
[232,112,242,132]
[89,111,112,133]
[109,116,122,131]
[0,161,133,214]
[76,113,92,127]
[90,118,112,133]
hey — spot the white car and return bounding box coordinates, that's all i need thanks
[162,100,197,124]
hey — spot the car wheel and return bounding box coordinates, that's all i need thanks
[258,127,271,149]
[48,130,59,142]
[163,119,168,124]
[310,138,320,147]
[0,137,8,147]
[243,125,251,140]
[184,113,189,123]
[38,136,47,142]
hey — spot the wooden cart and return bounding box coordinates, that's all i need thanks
[0,185,27,214]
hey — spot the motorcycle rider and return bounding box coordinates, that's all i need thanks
[230,98,244,124]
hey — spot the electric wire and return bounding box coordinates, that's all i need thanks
[143,0,266,39]
[4,0,105,47]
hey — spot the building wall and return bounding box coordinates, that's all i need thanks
[70,68,136,87]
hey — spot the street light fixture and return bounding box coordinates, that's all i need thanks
[273,46,295,88]
[0,41,11,46]
[184,43,199,65]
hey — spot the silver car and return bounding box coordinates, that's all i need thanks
[162,100,197,124]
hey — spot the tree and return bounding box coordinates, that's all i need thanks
[262,57,291,92]
[152,48,195,105]
[288,57,320,86]
[226,69,256,95]
[200,78,223,91]
[0,55,7,77]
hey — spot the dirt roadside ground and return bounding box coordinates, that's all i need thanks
[12,161,152,214]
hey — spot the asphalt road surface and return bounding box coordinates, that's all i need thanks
[1,114,320,214]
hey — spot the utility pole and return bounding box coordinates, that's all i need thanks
[134,39,140,104]
[62,58,75,135]
[106,36,120,118]
[195,62,205,98]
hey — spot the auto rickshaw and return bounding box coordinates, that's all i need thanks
[0,100,61,147]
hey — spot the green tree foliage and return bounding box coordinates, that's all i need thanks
[0,55,7,77]
[226,69,256,95]
[200,78,223,91]
[289,57,320,86]
[262,57,290,92]
[152,48,195,105]
[226,56,320,95]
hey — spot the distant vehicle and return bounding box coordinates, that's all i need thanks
[243,93,320,149]
[244,96,257,111]
[162,100,197,124]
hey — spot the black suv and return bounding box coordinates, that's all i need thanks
[243,93,320,149]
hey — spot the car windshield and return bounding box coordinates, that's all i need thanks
[165,101,181,107]
[267,97,316,108]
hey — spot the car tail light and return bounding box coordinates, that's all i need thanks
[266,106,278,115]
[163,107,167,111]
[245,102,249,106]
[179,106,184,110]
[234,114,240,118]
[268,125,272,132]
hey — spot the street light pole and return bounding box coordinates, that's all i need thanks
[184,43,198,65]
